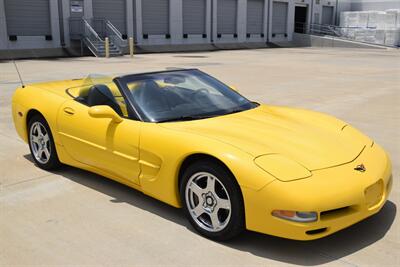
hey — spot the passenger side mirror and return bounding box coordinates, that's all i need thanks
[88,105,123,123]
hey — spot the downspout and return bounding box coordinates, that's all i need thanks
[266,0,270,43]
[58,0,65,46]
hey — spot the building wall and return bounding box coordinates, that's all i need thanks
[349,0,400,11]
[0,0,61,51]
[0,0,344,56]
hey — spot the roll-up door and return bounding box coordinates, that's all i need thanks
[93,0,127,35]
[4,0,51,36]
[142,0,169,35]
[183,0,206,35]
[217,0,237,34]
[247,0,264,34]
[272,1,288,35]
[321,6,334,25]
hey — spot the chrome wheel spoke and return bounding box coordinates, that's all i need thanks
[42,134,49,143]
[209,212,220,229]
[216,198,231,211]
[31,135,40,145]
[43,147,50,160]
[192,204,205,218]
[205,175,215,192]
[189,181,204,198]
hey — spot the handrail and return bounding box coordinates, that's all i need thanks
[82,19,104,57]
[303,22,400,48]
[105,20,128,49]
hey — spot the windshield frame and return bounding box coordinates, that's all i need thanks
[113,69,257,123]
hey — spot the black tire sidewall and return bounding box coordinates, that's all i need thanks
[28,115,61,170]
[180,160,245,241]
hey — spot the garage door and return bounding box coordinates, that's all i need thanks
[322,6,334,25]
[217,0,237,34]
[247,0,264,34]
[93,0,127,34]
[272,1,288,35]
[4,0,51,36]
[142,0,169,35]
[183,0,206,35]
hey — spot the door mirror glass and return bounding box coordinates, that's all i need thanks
[88,105,123,123]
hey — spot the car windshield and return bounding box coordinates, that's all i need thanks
[116,69,258,122]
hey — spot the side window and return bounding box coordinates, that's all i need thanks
[72,83,129,118]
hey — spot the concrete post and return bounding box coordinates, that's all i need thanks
[0,0,8,49]
[135,0,143,45]
[105,37,110,57]
[237,0,247,42]
[84,0,93,20]
[170,0,183,44]
[129,37,134,57]
[126,0,135,39]
[49,0,61,47]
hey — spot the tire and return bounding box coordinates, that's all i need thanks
[28,114,61,170]
[180,160,245,241]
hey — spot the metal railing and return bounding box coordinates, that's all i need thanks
[300,22,400,47]
[83,19,104,57]
[105,20,128,50]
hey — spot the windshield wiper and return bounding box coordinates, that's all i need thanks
[157,115,214,123]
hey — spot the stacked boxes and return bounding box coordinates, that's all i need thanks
[339,9,400,46]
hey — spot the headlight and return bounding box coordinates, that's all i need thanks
[254,154,311,182]
[272,210,318,222]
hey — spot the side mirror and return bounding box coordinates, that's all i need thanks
[230,85,238,92]
[88,105,123,123]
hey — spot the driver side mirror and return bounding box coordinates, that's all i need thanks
[88,105,123,123]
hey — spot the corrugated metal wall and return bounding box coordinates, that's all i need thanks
[92,0,127,34]
[183,0,206,35]
[321,6,334,25]
[142,0,170,35]
[272,1,288,35]
[4,0,51,36]
[217,0,238,34]
[247,0,264,34]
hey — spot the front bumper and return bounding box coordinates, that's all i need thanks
[242,143,393,240]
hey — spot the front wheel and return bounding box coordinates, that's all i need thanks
[180,160,245,241]
[28,115,61,170]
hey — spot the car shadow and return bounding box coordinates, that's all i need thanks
[24,154,397,265]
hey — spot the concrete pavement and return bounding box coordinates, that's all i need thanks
[0,47,399,266]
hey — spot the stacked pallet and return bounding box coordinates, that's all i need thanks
[339,9,400,46]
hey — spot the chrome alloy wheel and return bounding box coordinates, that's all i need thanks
[29,121,51,164]
[185,172,232,232]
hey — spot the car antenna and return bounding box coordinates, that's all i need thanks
[12,59,25,88]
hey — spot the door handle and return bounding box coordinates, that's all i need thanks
[63,107,75,115]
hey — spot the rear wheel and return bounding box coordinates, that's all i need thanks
[180,160,245,241]
[28,115,61,170]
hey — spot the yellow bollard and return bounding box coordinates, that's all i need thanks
[129,37,134,58]
[105,37,110,58]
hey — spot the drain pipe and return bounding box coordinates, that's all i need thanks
[266,0,270,44]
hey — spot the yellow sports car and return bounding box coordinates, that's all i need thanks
[12,69,392,241]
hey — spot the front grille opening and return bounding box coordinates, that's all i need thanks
[320,206,352,220]
[306,228,327,235]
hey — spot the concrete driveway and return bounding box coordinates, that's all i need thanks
[0,47,399,266]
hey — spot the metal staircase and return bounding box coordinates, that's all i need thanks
[70,18,127,57]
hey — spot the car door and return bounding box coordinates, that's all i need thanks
[57,98,141,185]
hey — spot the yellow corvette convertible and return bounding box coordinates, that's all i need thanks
[12,69,392,241]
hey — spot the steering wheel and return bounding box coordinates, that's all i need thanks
[191,88,209,99]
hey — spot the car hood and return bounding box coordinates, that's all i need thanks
[160,105,367,171]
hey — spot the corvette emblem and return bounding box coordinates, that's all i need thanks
[354,164,366,172]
